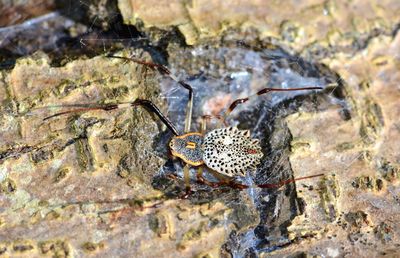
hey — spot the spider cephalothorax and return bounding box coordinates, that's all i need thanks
[169,133,204,166]
[43,54,325,195]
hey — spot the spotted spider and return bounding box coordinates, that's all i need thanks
[44,55,325,196]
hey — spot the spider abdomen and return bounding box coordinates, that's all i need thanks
[203,127,263,177]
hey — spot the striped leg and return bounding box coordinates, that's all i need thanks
[42,99,179,136]
[256,173,325,188]
[196,167,221,188]
[203,167,324,190]
[108,55,194,133]
[199,115,227,134]
[208,169,248,190]
[181,164,193,198]
[200,116,208,134]
[201,115,228,129]
[224,86,323,118]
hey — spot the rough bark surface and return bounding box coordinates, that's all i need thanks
[0,0,399,257]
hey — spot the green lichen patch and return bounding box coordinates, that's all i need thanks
[374,222,393,244]
[376,158,400,182]
[0,178,17,194]
[335,141,356,152]
[351,176,384,192]
[81,241,105,252]
[344,211,370,229]
[0,244,7,255]
[148,210,171,238]
[54,168,70,183]
[39,240,71,257]
[359,99,384,145]
[12,240,35,253]
[182,222,206,242]
[318,175,340,221]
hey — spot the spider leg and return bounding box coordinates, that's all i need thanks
[42,99,179,136]
[256,173,324,188]
[108,55,194,133]
[223,86,324,118]
[199,115,226,135]
[196,167,221,188]
[202,168,248,190]
[201,115,228,130]
[200,116,207,134]
[180,164,194,198]
[202,167,324,190]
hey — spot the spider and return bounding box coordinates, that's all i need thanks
[43,54,325,197]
